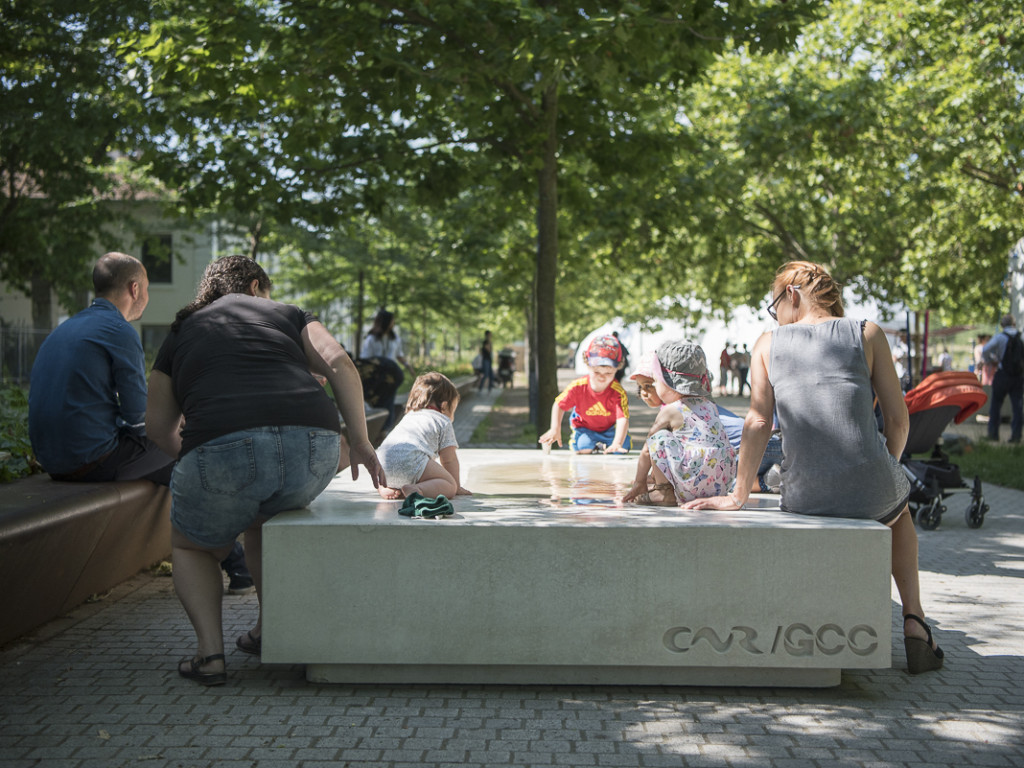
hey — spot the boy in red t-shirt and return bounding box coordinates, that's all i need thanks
[539,335,631,454]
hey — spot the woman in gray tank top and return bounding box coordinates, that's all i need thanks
[685,261,944,675]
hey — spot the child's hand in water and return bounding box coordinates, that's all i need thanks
[605,443,628,454]
[538,428,561,447]
[622,479,648,503]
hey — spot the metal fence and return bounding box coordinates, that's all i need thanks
[0,326,49,385]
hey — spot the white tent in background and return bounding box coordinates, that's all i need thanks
[574,291,907,380]
[573,305,771,379]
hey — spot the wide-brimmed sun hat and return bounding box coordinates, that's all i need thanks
[653,340,712,397]
[629,351,657,381]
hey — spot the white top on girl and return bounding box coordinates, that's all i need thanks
[376,409,458,488]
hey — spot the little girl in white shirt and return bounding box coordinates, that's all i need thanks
[376,372,471,500]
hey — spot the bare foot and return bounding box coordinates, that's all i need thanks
[378,486,404,500]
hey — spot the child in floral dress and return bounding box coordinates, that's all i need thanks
[623,340,736,506]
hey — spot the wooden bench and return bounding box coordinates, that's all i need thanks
[0,474,171,647]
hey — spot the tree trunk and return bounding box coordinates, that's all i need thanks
[533,83,560,438]
[354,268,365,354]
[30,274,53,332]
[526,301,538,426]
[248,217,264,259]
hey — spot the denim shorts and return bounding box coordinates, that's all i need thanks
[756,435,784,477]
[570,425,632,452]
[170,426,340,548]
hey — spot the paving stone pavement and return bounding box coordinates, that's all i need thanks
[3,380,1023,768]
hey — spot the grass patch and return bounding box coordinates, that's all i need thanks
[516,421,540,445]
[953,441,1024,491]
[469,411,494,444]
[468,389,538,445]
[0,384,40,483]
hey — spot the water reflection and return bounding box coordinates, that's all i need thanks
[468,456,636,509]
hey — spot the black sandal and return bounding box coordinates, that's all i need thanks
[903,614,944,674]
[178,653,227,686]
[236,631,262,656]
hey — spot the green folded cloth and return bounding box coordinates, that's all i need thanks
[398,492,454,518]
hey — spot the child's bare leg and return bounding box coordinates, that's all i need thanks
[401,459,458,499]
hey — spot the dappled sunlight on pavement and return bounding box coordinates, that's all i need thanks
[2,369,1023,767]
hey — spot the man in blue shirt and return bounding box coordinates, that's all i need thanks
[29,252,254,593]
[29,252,174,483]
[982,314,1023,443]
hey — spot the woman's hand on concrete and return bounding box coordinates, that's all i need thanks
[349,440,386,488]
[682,494,742,511]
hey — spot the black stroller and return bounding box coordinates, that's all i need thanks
[901,372,989,530]
[497,349,516,388]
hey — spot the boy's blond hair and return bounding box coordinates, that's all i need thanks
[405,372,460,414]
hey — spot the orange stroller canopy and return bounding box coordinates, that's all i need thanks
[903,372,988,424]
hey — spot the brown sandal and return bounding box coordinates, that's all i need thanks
[633,483,675,505]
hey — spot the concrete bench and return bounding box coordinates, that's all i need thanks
[0,474,171,647]
[262,449,892,687]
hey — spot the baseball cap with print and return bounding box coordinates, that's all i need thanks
[585,334,623,368]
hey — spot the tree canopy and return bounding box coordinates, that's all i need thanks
[127,0,821,417]
[663,0,1024,322]
[0,1,152,326]
[3,0,1021,365]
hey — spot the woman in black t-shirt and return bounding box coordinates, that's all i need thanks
[147,255,385,686]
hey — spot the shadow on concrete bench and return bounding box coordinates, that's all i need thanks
[0,474,170,647]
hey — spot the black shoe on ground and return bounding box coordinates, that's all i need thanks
[227,572,254,595]
[220,541,255,595]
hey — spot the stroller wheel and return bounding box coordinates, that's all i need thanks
[965,476,987,529]
[965,499,988,529]
[918,499,944,530]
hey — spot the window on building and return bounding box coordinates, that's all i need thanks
[142,325,171,356]
[141,234,173,283]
